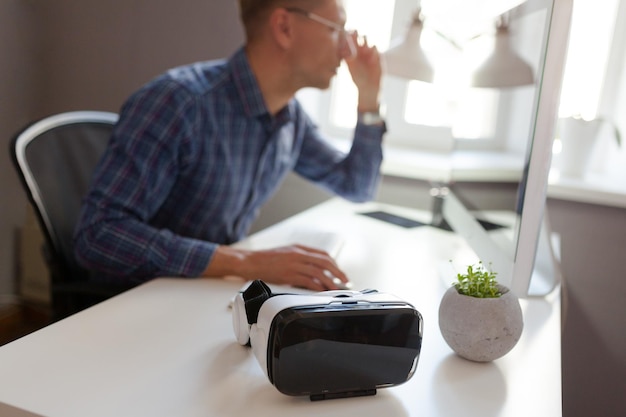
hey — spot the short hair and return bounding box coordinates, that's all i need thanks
[238,0,321,39]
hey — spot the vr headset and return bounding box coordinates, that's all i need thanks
[232,280,423,401]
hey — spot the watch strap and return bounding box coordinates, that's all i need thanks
[358,111,385,126]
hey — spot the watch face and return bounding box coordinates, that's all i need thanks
[267,305,422,397]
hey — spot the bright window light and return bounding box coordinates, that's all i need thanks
[559,0,619,119]
[330,0,394,128]
[332,0,497,140]
[316,0,621,152]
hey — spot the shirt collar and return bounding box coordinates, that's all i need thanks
[229,47,295,129]
[230,47,270,119]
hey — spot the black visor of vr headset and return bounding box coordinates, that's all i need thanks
[232,280,423,401]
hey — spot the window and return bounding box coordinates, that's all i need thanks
[550,0,622,163]
[299,0,624,158]
[299,0,540,153]
[559,0,620,119]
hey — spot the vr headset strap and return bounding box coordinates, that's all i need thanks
[242,280,274,325]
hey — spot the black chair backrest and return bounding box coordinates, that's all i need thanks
[11,111,117,285]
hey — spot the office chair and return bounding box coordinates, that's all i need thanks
[11,111,135,320]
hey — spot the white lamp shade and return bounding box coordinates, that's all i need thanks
[472,26,534,88]
[384,17,434,83]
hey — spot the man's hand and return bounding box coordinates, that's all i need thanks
[345,33,382,112]
[202,244,349,291]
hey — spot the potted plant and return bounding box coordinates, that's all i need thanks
[438,262,523,362]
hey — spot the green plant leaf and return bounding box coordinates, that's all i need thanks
[452,261,501,298]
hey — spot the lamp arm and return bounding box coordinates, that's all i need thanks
[430,27,463,50]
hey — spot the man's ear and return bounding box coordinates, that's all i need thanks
[268,8,294,50]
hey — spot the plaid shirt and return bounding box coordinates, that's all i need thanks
[73,47,384,283]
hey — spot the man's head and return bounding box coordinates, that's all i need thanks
[238,0,354,90]
[238,0,320,40]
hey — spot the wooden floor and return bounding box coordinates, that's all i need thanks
[0,302,52,346]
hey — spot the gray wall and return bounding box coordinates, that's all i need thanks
[547,198,626,417]
[31,0,242,114]
[0,0,38,298]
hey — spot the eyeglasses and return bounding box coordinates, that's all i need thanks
[285,7,357,57]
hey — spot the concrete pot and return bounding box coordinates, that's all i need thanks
[438,285,523,362]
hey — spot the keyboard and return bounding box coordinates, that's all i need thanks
[286,228,345,259]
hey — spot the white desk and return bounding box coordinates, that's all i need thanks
[0,199,562,417]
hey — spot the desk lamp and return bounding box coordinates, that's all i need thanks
[471,15,534,88]
[383,9,433,83]
[383,4,533,89]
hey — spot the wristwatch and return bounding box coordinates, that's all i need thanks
[358,111,385,126]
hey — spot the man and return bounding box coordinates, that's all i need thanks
[74,0,385,291]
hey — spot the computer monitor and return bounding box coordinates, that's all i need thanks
[442,0,572,298]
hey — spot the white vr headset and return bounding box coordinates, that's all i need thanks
[232,280,423,401]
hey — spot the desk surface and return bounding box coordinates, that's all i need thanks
[0,199,561,417]
[548,169,626,208]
